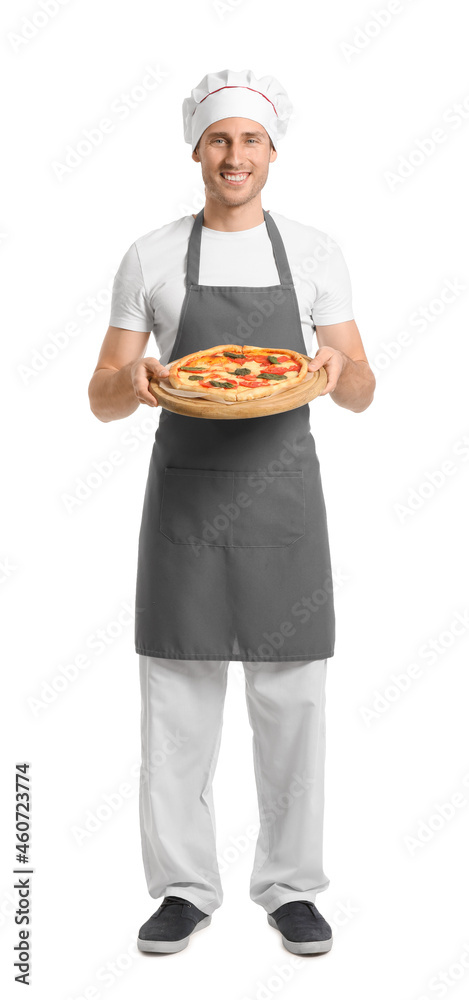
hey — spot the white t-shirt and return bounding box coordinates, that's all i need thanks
[109,211,354,366]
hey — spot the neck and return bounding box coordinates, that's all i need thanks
[196,194,266,231]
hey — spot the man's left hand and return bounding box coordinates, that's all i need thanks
[307,347,345,396]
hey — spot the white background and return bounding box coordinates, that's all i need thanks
[2,0,469,997]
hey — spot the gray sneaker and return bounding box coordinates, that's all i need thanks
[267,900,333,954]
[137,895,211,953]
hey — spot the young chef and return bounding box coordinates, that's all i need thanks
[88,68,375,956]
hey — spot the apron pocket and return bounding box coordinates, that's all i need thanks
[232,470,305,547]
[159,468,234,546]
[159,467,305,548]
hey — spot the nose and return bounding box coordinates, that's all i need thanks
[222,142,249,168]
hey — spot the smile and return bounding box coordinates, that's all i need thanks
[220,172,250,185]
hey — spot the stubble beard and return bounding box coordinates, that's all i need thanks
[201,163,269,208]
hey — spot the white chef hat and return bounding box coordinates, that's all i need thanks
[183,68,293,152]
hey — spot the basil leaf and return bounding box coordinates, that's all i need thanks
[267,355,280,364]
[223,351,245,359]
[188,375,204,380]
[258,372,288,381]
[233,367,251,375]
[209,380,237,388]
[180,365,206,371]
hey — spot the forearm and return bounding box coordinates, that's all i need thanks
[88,363,140,422]
[330,352,376,412]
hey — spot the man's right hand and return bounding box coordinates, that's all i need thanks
[130,357,170,408]
[89,328,172,422]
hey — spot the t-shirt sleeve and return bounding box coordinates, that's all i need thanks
[108,242,154,332]
[311,241,354,326]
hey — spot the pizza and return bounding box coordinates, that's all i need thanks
[167,344,309,401]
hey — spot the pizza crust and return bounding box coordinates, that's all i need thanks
[168,345,308,402]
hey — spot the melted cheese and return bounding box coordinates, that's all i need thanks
[225,360,261,376]
[175,348,302,394]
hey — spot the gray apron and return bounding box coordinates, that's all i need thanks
[135,208,335,662]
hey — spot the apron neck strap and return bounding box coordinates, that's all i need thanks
[186,208,294,288]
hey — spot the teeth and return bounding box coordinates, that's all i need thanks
[222,173,249,182]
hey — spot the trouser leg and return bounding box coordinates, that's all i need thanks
[139,654,229,916]
[243,657,329,913]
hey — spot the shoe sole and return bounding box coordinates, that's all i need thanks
[137,915,212,953]
[267,914,333,954]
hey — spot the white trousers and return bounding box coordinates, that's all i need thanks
[139,655,329,916]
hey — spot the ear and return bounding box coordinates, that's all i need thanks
[192,146,200,163]
[269,146,277,163]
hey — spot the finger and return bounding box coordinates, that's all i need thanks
[134,378,160,407]
[309,359,333,382]
[136,360,171,405]
[145,360,170,377]
[137,391,159,407]
[145,367,170,404]
[319,370,340,395]
[308,352,330,371]
[314,357,337,393]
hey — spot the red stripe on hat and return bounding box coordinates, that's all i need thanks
[194,85,278,117]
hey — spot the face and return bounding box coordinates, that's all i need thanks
[191,117,277,207]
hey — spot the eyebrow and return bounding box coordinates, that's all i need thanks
[206,130,266,139]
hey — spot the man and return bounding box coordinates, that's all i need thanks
[88,68,375,957]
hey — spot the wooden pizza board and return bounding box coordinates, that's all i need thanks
[149,357,327,420]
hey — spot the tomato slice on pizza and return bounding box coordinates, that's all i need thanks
[167,345,309,402]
